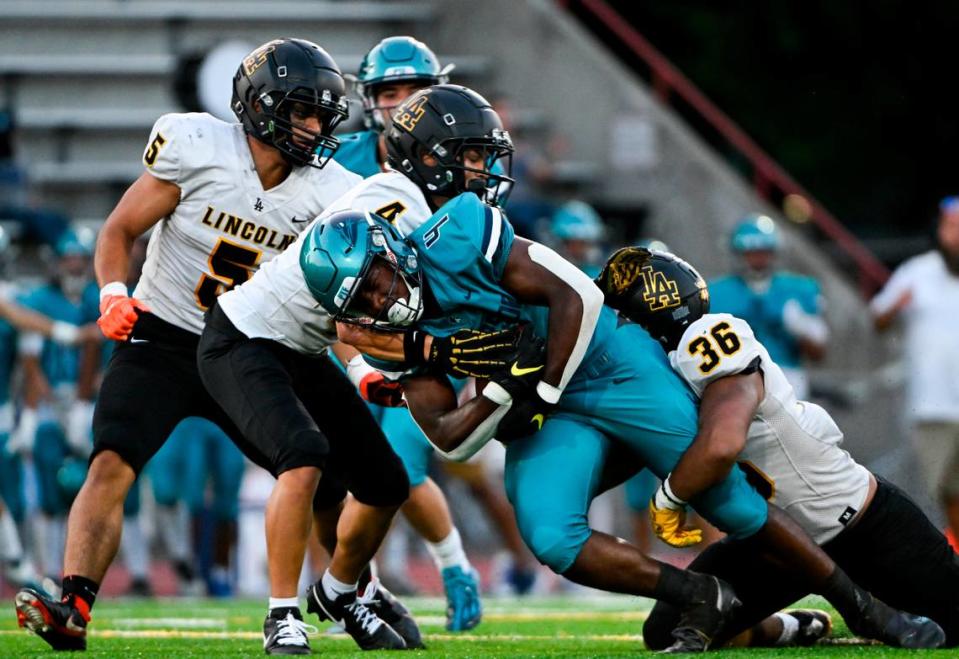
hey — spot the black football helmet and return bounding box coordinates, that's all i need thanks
[385,84,514,207]
[595,246,710,351]
[231,38,348,168]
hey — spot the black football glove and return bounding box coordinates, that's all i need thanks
[405,326,524,379]
[489,324,547,399]
[496,394,557,443]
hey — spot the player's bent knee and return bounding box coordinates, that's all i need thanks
[275,465,322,495]
[643,602,680,651]
[353,467,409,509]
[272,430,329,474]
[86,450,137,489]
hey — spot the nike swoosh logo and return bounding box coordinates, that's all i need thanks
[129,338,149,344]
[531,413,545,430]
[291,216,308,223]
[510,362,543,377]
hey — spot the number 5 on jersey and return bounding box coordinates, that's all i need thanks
[687,321,741,374]
[195,239,262,309]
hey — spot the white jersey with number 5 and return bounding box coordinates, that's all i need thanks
[132,112,361,334]
[217,171,433,354]
[670,313,870,544]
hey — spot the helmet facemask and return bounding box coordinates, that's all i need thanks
[394,132,515,207]
[332,224,424,332]
[259,87,348,168]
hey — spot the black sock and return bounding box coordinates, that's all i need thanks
[652,563,710,608]
[62,575,100,610]
[269,606,302,620]
[819,567,867,624]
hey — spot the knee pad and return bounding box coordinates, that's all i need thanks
[273,429,329,474]
[515,506,589,574]
[351,461,410,509]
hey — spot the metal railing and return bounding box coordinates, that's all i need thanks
[567,0,890,294]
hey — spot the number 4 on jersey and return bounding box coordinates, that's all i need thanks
[687,321,741,373]
[194,239,262,309]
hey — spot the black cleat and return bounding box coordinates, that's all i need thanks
[306,581,407,650]
[263,610,315,655]
[359,577,425,649]
[848,591,945,649]
[788,609,833,646]
[660,576,741,653]
[15,587,89,651]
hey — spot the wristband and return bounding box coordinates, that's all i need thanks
[50,321,80,345]
[654,474,688,511]
[482,381,513,406]
[403,330,427,365]
[535,381,563,405]
[99,281,128,301]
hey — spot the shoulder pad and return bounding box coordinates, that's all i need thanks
[143,112,220,183]
[671,313,763,392]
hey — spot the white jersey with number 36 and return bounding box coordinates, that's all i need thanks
[132,112,361,334]
[217,171,433,354]
[670,313,870,544]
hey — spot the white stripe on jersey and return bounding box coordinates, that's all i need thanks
[670,313,870,544]
[218,172,433,354]
[131,112,361,334]
[484,207,503,262]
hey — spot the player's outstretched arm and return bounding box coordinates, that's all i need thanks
[500,238,603,402]
[96,172,180,288]
[669,371,763,502]
[0,297,88,345]
[403,374,508,461]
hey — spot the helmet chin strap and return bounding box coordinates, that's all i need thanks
[386,285,423,326]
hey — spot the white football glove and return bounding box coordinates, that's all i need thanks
[65,400,95,458]
[7,408,38,457]
[782,299,828,344]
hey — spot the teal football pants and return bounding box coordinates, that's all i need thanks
[504,322,768,574]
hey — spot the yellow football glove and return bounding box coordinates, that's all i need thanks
[649,476,703,548]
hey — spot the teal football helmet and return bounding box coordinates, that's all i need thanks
[356,36,454,131]
[54,227,95,258]
[551,201,604,242]
[730,214,780,253]
[300,210,423,330]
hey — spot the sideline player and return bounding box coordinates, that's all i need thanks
[14,38,362,654]
[595,246,959,648]
[302,88,945,651]
[709,215,827,398]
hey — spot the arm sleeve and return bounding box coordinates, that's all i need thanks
[869,260,913,316]
[670,315,764,396]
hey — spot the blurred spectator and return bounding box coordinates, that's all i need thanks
[709,214,828,398]
[549,200,605,277]
[871,197,959,543]
[0,110,69,247]
[493,95,555,239]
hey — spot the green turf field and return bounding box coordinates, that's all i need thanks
[1,594,952,657]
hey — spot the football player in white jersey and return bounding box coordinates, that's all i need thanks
[596,247,959,649]
[196,85,521,647]
[14,38,364,654]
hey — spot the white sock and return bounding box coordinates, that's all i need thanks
[156,504,191,563]
[121,516,149,580]
[321,569,357,601]
[0,507,23,561]
[774,612,800,646]
[425,527,470,573]
[268,596,299,613]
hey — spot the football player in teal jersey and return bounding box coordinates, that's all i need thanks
[334,36,452,178]
[549,200,605,279]
[335,37,532,613]
[298,89,946,651]
[709,215,828,398]
[9,230,100,577]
